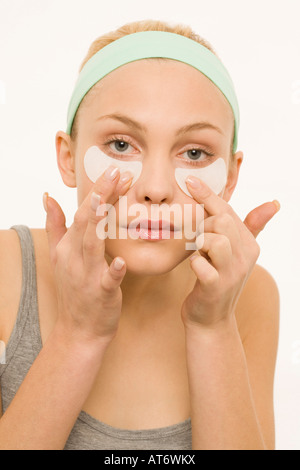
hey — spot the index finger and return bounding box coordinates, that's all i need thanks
[185,175,251,240]
[70,167,132,254]
[79,167,133,222]
[185,175,231,217]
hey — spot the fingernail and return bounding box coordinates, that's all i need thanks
[114,257,125,270]
[119,171,133,185]
[272,200,281,212]
[91,192,101,211]
[43,192,48,213]
[190,254,199,262]
[105,165,120,181]
[186,176,201,188]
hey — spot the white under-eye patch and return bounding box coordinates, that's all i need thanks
[83,146,227,197]
[175,158,227,197]
[84,146,142,185]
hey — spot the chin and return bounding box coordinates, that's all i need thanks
[105,238,191,275]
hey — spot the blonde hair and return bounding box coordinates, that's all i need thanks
[70,19,234,154]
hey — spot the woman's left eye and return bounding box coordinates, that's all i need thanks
[181,148,212,165]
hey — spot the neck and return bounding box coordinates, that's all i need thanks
[105,253,195,330]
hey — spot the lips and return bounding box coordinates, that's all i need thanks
[134,219,175,231]
[119,218,181,241]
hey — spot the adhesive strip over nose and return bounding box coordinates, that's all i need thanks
[84,146,143,185]
[175,158,227,197]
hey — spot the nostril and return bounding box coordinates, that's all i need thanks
[144,196,168,203]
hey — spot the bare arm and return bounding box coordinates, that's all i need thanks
[0,165,133,449]
[182,169,280,450]
[184,266,279,450]
[0,326,109,450]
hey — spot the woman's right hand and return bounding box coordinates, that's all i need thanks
[44,165,133,345]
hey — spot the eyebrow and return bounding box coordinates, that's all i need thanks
[96,113,223,136]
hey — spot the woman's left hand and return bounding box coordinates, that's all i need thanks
[181,178,280,330]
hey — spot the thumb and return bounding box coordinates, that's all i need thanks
[43,192,67,264]
[243,200,280,238]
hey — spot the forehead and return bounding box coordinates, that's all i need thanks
[80,58,234,133]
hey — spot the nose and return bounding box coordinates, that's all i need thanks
[135,154,175,204]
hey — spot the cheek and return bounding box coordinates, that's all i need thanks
[76,174,94,207]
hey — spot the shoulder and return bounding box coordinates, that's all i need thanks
[0,228,22,293]
[0,229,22,341]
[235,263,280,344]
[0,226,47,248]
[0,227,48,269]
[0,228,48,342]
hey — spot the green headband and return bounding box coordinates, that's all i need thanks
[66,31,240,152]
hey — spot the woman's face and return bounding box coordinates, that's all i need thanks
[57,59,242,275]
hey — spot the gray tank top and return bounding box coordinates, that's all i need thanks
[0,225,192,450]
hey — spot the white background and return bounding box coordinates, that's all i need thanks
[0,0,299,450]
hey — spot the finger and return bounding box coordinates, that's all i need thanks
[196,232,232,270]
[83,170,133,269]
[69,165,127,256]
[100,257,126,295]
[44,192,67,266]
[185,175,249,240]
[243,200,280,238]
[185,175,231,217]
[190,254,219,288]
[202,213,242,256]
[186,176,278,245]
[72,165,120,252]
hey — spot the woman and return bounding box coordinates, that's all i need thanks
[0,19,280,450]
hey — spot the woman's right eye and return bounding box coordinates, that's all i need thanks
[103,138,135,155]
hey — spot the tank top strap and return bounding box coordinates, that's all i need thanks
[1,225,42,372]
